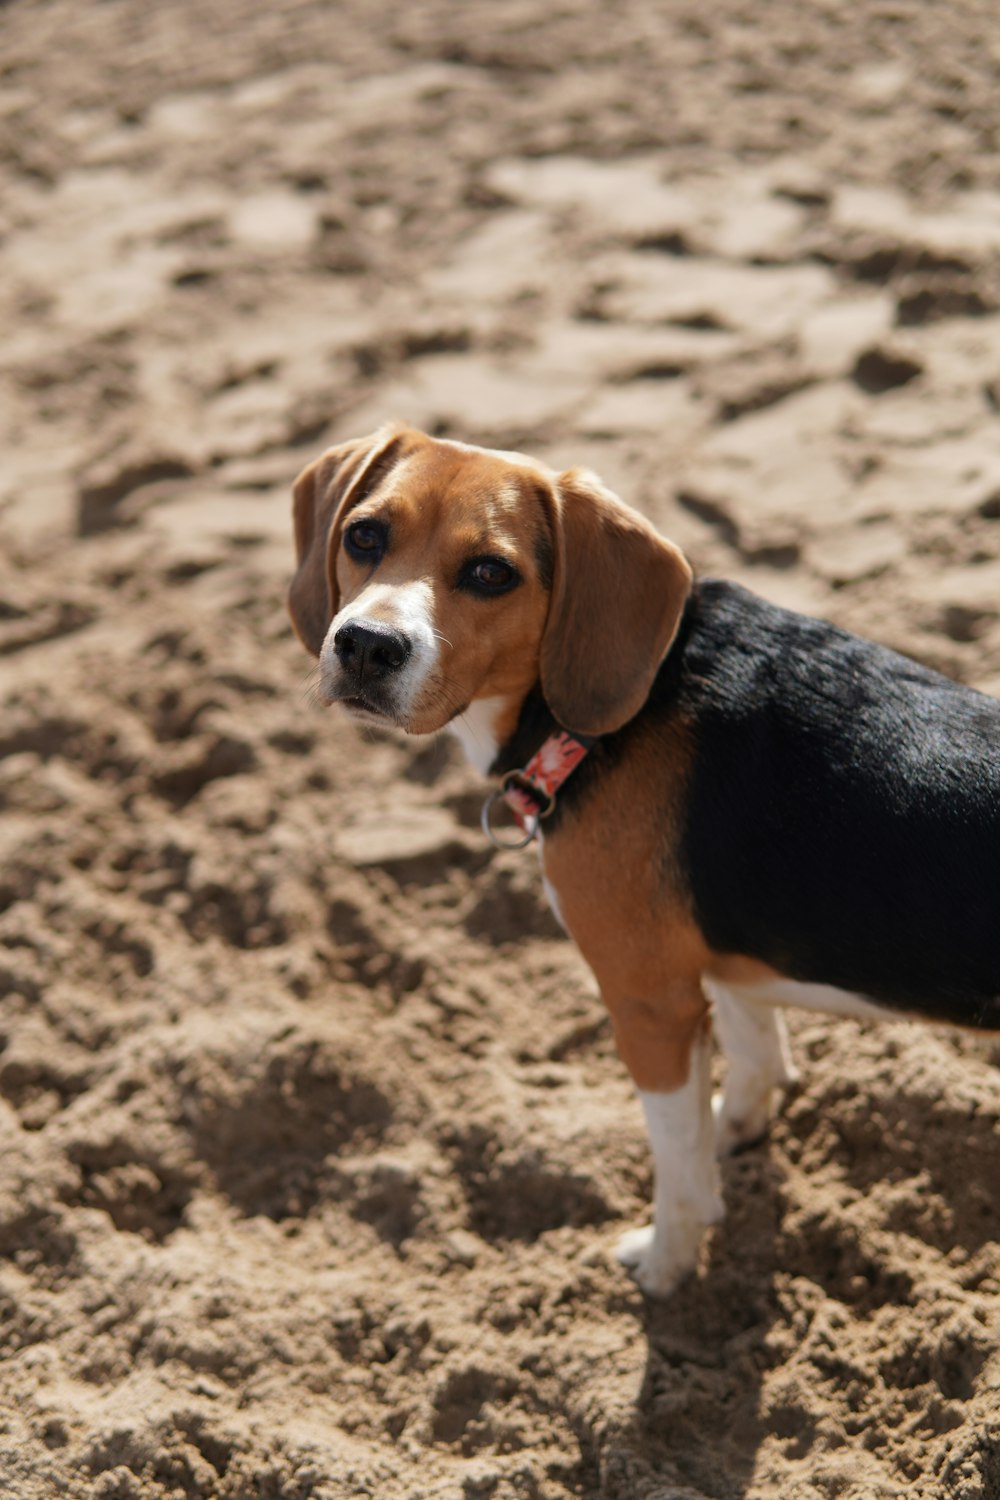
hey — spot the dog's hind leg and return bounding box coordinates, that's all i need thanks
[705,980,798,1157]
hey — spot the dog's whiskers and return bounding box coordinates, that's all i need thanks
[301,668,323,708]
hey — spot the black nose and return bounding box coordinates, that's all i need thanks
[334,619,412,685]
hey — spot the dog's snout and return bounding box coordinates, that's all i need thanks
[334,619,412,683]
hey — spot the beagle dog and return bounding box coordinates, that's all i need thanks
[288,423,1000,1297]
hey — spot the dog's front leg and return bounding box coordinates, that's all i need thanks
[608,995,723,1297]
[540,830,721,1296]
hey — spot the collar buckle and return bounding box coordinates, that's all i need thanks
[501,769,556,822]
[480,729,593,850]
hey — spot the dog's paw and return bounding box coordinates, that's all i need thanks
[614,1223,698,1299]
[615,1225,677,1297]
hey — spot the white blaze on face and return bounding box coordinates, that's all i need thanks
[319,579,439,719]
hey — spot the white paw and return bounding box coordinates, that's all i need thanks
[614,1222,701,1299]
[615,1224,655,1269]
[615,1225,678,1297]
[712,1088,771,1158]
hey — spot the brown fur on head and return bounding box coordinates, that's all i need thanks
[288,425,691,739]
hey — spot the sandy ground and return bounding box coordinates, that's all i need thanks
[1,1,999,1496]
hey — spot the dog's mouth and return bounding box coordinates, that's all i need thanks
[317,659,407,725]
[333,689,398,726]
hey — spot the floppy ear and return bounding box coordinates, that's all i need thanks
[539,469,692,736]
[287,426,407,655]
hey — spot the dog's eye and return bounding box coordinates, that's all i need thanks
[462,556,519,595]
[345,519,386,562]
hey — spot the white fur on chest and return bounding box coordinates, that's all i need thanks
[448,696,505,775]
[540,865,566,930]
[449,705,568,933]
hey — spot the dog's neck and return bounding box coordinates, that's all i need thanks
[449,685,558,778]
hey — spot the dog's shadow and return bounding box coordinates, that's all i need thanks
[596,1086,1000,1498]
[592,1145,786,1500]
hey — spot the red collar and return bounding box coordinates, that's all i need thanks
[481,729,594,848]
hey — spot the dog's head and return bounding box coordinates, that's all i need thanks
[289,424,692,741]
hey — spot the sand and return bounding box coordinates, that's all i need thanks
[0,1,998,1496]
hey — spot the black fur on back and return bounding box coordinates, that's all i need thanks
[659,580,1000,1027]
